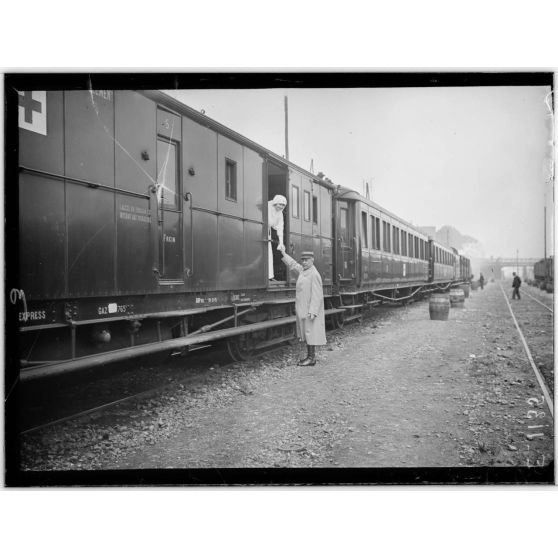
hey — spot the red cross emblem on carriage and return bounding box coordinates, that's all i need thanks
[18,91,47,135]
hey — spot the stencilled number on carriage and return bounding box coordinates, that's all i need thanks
[97,304,131,315]
[195,297,218,304]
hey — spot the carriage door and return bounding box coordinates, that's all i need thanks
[156,109,183,283]
[336,201,353,282]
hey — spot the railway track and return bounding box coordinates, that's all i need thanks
[17,281,554,474]
[498,282,554,417]
[17,347,230,436]
[19,287,555,438]
[17,303,404,437]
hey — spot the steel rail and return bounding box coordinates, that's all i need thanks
[19,386,165,436]
[521,288,553,313]
[499,283,553,418]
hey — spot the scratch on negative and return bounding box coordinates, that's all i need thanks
[87,81,157,185]
[68,222,111,273]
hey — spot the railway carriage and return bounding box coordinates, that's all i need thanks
[13,88,470,379]
[326,188,432,322]
[429,239,457,283]
[534,256,554,292]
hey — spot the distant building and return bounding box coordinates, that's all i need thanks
[418,226,437,238]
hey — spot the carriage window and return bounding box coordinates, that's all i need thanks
[409,234,414,257]
[157,139,178,208]
[371,216,380,250]
[303,191,311,221]
[291,185,299,218]
[393,226,399,255]
[401,231,407,256]
[339,207,347,238]
[383,222,391,252]
[225,158,237,202]
[420,239,424,260]
[361,212,368,248]
[382,221,386,250]
[312,195,318,224]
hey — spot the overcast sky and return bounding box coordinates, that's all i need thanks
[166,86,553,260]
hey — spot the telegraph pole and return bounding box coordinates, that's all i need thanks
[284,95,289,161]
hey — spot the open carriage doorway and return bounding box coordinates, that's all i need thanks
[266,161,289,283]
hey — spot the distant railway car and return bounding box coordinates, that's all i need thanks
[13,88,470,379]
[429,239,457,283]
[458,254,471,285]
[534,256,554,292]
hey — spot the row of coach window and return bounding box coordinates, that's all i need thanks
[434,246,455,265]
[361,211,426,259]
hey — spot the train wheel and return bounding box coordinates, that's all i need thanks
[333,311,345,329]
[226,335,255,362]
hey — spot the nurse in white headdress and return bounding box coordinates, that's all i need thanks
[268,195,287,280]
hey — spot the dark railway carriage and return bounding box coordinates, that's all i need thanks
[334,189,430,290]
[16,89,339,377]
[329,189,433,322]
[534,256,554,292]
[457,252,471,285]
[429,239,457,283]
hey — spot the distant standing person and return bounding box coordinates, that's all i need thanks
[512,272,521,300]
[267,195,287,281]
[278,247,326,366]
[479,273,485,290]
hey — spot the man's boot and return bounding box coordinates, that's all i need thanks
[298,344,316,366]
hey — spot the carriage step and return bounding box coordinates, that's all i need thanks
[324,308,346,315]
[338,304,364,309]
[187,344,212,352]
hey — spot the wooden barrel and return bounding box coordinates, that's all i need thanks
[449,288,465,307]
[462,284,470,298]
[429,293,450,320]
[471,280,478,291]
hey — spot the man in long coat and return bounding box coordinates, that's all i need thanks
[278,247,326,366]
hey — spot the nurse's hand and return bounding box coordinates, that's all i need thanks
[307,313,316,321]
[277,244,285,254]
